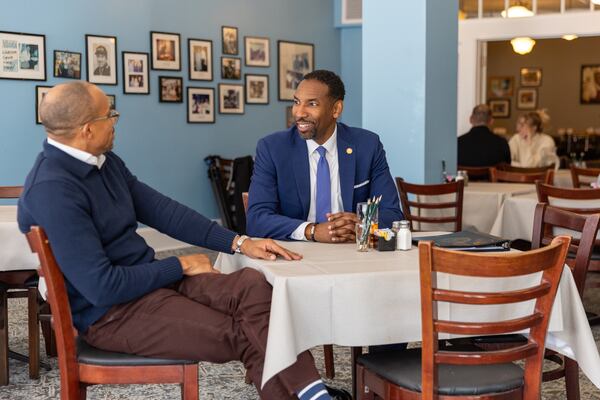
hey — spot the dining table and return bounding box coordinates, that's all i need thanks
[214,238,600,389]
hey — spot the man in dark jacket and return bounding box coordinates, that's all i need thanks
[458,104,510,167]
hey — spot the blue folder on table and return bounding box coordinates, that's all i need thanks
[412,230,511,252]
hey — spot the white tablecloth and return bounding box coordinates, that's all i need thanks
[0,206,38,271]
[214,240,600,388]
[419,182,536,233]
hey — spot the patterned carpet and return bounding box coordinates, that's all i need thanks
[1,246,599,399]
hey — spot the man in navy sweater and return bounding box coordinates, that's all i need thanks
[18,82,347,400]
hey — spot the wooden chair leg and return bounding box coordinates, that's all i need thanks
[244,370,252,384]
[565,357,580,400]
[27,287,39,379]
[323,344,335,379]
[181,364,199,400]
[351,346,363,400]
[39,302,57,357]
[0,290,8,385]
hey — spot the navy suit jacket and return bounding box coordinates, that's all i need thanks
[247,123,403,239]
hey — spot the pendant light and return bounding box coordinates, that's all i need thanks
[510,37,536,55]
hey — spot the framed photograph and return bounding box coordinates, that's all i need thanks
[222,26,238,55]
[159,76,183,103]
[278,40,314,101]
[151,31,181,71]
[221,57,241,80]
[244,36,270,67]
[581,64,600,104]
[53,50,81,79]
[489,99,511,118]
[520,67,542,87]
[107,94,116,110]
[517,88,537,110]
[35,85,52,124]
[188,38,213,81]
[187,87,215,123]
[245,74,269,104]
[122,52,149,94]
[0,31,46,81]
[219,83,244,114]
[286,105,294,128]
[86,35,117,85]
[488,76,513,98]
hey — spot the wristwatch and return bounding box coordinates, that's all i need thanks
[309,223,317,242]
[234,235,250,253]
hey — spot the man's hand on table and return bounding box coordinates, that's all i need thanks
[239,238,303,261]
[178,253,220,276]
[308,212,359,243]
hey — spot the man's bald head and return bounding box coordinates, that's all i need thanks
[40,82,104,136]
[470,104,493,127]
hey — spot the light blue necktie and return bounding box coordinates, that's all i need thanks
[315,146,331,223]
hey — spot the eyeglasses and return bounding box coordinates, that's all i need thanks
[85,109,120,125]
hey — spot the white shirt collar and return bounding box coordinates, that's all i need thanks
[306,124,338,156]
[47,138,106,169]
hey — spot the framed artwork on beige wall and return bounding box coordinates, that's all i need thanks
[488,76,513,98]
[581,64,600,104]
[517,88,537,110]
[520,67,542,87]
[489,99,510,118]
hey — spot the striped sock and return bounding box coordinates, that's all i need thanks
[296,379,331,400]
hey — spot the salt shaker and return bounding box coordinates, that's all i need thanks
[396,220,412,251]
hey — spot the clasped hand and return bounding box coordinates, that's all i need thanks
[314,212,359,243]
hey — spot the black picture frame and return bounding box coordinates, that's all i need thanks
[244,36,270,67]
[150,31,181,71]
[188,38,213,81]
[158,76,183,103]
[221,26,239,55]
[35,85,52,124]
[53,50,81,79]
[0,31,46,81]
[277,40,314,101]
[85,34,118,85]
[107,94,116,110]
[187,87,215,123]
[218,83,244,114]
[122,51,150,95]
[245,74,269,105]
[221,56,241,80]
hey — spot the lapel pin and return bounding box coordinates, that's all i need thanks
[346,147,353,155]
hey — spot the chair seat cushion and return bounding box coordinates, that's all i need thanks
[77,337,197,366]
[357,348,523,396]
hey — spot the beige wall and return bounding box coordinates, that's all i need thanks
[486,36,600,136]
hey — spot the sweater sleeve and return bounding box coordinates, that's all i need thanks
[23,181,183,308]
[114,156,237,253]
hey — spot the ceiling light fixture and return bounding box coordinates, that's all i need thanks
[562,34,578,41]
[501,2,534,18]
[510,37,536,55]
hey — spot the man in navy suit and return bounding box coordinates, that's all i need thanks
[247,70,403,242]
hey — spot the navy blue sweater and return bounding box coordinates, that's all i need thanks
[18,141,237,332]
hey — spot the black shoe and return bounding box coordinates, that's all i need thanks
[325,384,352,400]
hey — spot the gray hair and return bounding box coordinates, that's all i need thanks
[470,104,492,126]
[40,82,99,136]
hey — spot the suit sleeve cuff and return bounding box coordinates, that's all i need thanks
[290,222,310,241]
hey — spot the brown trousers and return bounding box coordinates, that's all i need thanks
[83,268,320,399]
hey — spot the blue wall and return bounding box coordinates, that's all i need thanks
[0,0,340,219]
[340,27,362,128]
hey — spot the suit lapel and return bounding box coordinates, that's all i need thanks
[291,130,311,217]
[337,125,356,212]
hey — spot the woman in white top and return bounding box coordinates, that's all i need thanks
[509,111,559,168]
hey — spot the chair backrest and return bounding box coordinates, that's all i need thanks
[0,186,23,199]
[396,178,464,232]
[489,167,554,185]
[242,192,249,214]
[457,165,491,181]
[418,236,570,400]
[570,165,600,188]
[531,203,600,296]
[205,156,234,229]
[536,182,600,215]
[496,163,555,174]
[25,227,80,388]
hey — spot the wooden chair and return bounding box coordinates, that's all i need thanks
[570,165,600,188]
[496,163,555,174]
[26,226,199,399]
[489,167,554,185]
[456,166,491,181]
[355,236,570,400]
[241,191,335,379]
[0,185,53,384]
[396,178,464,232]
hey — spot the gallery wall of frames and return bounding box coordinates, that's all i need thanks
[0,29,314,125]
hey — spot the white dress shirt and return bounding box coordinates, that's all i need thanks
[47,138,106,169]
[290,125,344,240]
